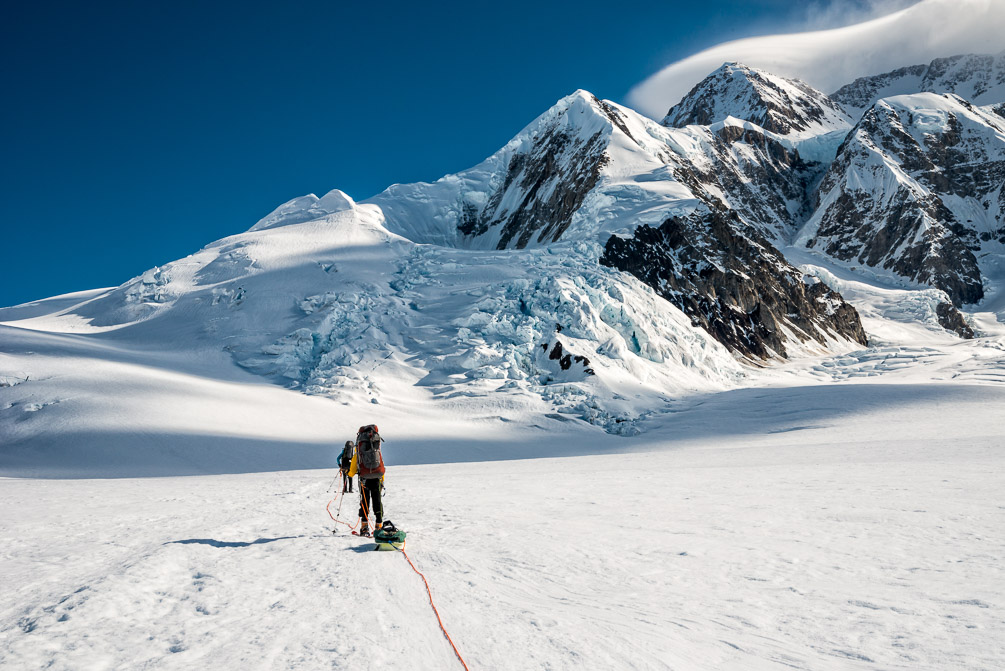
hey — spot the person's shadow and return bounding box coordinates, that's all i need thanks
[165,536,302,548]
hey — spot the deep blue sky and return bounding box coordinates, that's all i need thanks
[3,0,849,307]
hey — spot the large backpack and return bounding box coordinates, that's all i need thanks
[356,425,383,472]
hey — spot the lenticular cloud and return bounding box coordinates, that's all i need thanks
[626,0,1005,120]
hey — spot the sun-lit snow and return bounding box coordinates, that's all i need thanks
[4,49,1005,669]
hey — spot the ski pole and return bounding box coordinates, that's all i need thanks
[335,488,345,520]
[326,473,338,492]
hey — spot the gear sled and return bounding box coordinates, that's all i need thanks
[373,520,406,551]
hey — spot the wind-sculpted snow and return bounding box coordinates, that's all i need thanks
[5,387,1005,666]
[798,93,1005,305]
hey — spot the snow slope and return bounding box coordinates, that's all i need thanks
[663,62,853,142]
[4,87,881,474]
[3,53,1005,670]
[2,382,1004,670]
[0,178,754,475]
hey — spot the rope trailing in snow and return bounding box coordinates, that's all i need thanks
[326,489,359,532]
[394,546,471,671]
[326,482,469,668]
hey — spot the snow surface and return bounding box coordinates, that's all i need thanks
[3,219,1005,668]
[2,385,1004,670]
[4,70,1005,670]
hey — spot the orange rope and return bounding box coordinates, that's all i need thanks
[328,481,468,668]
[326,491,358,531]
[397,547,471,671]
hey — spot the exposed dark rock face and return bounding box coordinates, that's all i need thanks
[806,189,983,306]
[540,340,594,374]
[663,62,852,136]
[936,302,975,339]
[600,209,867,360]
[832,53,1005,114]
[656,62,851,243]
[671,124,820,242]
[831,64,929,114]
[801,93,1004,306]
[459,95,612,249]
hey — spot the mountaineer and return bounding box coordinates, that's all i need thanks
[348,424,385,537]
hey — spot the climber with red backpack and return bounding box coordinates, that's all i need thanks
[348,424,386,537]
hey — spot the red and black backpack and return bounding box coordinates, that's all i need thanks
[356,425,383,473]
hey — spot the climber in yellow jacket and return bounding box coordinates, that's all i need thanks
[348,424,386,537]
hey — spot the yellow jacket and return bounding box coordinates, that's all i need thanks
[347,452,385,484]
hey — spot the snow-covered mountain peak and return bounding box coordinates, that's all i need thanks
[798,90,1005,307]
[874,91,1005,142]
[662,62,853,139]
[832,52,1005,117]
[368,89,691,251]
[251,189,357,232]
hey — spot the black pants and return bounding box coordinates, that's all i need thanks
[341,470,352,493]
[358,477,383,526]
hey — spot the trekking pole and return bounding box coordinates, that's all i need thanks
[334,486,346,521]
[326,472,339,493]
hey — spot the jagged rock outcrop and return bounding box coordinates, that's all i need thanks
[668,121,818,242]
[798,93,1005,306]
[663,62,853,138]
[936,302,975,339]
[600,209,867,360]
[371,83,872,357]
[657,63,855,242]
[833,52,1005,116]
[457,99,611,249]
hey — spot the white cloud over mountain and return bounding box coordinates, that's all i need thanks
[626,0,1005,119]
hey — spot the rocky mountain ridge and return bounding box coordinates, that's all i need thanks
[663,62,853,140]
[832,52,1005,116]
[798,92,1005,307]
[23,54,1005,432]
[363,89,869,360]
[658,57,1004,315]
